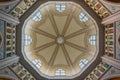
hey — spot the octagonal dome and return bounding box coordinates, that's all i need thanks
[22,1,99,79]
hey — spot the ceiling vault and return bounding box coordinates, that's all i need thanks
[30,41,56,53]
[62,6,76,35]
[29,26,56,39]
[21,1,99,79]
[46,6,60,36]
[45,45,60,74]
[61,45,75,74]
[65,41,89,53]
[65,26,94,39]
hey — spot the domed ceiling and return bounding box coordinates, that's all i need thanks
[22,1,98,79]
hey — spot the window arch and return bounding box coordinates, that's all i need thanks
[32,11,42,22]
[55,69,66,76]
[24,34,32,46]
[89,35,96,46]
[32,59,42,69]
[79,59,88,69]
[79,12,88,22]
[55,3,66,12]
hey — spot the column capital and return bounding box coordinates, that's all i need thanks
[102,11,120,25]
[0,55,19,69]
[101,55,120,69]
[0,10,20,25]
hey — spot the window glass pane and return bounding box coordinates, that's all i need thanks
[80,64,84,68]
[81,12,85,16]
[36,64,40,68]
[84,16,88,21]
[79,12,88,22]
[32,12,42,22]
[24,34,32,46]
[93,41,95,45]
[89,35,96,46]
[82,18,87,22]
[32,59,42,69]
[55,69,66,76]
[55,3,66,12]
[79,59,88,69]
[93,35,96,40]
[84,60,88,64]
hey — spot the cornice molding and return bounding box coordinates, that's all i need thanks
[102,55,120,69]
[0,55,19,69]
[0,10,20,25]
[102,11,120,25]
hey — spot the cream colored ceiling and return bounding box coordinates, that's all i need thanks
[23,2,98,77]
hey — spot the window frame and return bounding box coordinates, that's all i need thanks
[79,59,88,69]
[89,35,96,46]
[32,11,42,22]
[79,12,89,22]
[24,34,32,46]
[55,3,66,12]
[55,69,66,76]
[32,59,42,69]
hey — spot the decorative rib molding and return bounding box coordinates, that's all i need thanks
[46,6,60,36]
[62,6,76,35]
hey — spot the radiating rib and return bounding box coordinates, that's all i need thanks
[30,26,56,39]
[65,41,89,53]
[61,44,75,74]
[61,6,76,35]
[45,45,60,74]
[31,41,55,53]
[46,6,60,36]
[65,26,94,39]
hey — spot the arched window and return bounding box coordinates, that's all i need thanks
[79,12,88,22]
[24,34,32,46]
[55,3,66,12]
[55,69,66,76]
[32,59,42,69]
[79,59,88,69]
[89,35,96,46]
[32,12,42,22]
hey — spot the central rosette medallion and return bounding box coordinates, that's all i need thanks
[56,36,65,44]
